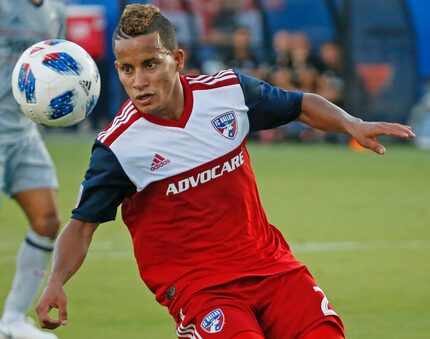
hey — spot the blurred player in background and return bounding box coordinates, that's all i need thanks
[0,1,65,338]
[36,4,415,339]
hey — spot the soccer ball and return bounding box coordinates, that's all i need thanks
[11,39,101,127]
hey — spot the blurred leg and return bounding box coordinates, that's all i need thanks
[2,188,60,323]
[14,188,60,238]
[1,135,60,338]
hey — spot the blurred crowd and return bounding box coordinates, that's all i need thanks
[177,0,345,143]
[200,27,345,143]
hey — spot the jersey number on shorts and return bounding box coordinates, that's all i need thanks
[313,286,338,317]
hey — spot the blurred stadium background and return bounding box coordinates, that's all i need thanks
[61,0,430,146]
[1,0,430,338]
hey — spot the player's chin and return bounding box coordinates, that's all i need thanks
[133,102,149,114]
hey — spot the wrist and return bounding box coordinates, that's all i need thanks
[46,274,66,288]
[344,117,363,136]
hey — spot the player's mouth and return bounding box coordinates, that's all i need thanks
[135,93,154,105]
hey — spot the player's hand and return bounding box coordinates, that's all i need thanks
[349,121,415,155]
[35,282,68,329]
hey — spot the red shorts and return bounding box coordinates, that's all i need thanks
[175,266,344,338]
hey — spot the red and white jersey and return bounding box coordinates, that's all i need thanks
[73,70,304,318]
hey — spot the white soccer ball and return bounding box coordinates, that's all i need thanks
[11,39,101,127]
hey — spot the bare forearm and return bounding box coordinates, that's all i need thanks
[37,219,99,329]
[299,93,361,134]
[48,219,99,287]
[298,92,415,154]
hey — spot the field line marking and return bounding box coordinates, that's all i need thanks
[291,240,426,252]
[0,240,428,263]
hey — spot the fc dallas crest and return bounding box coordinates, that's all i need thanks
[201,308,225,333]
[211,111,238,140]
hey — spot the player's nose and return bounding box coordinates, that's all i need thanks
[133,69,150,89]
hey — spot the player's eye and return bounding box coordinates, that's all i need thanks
[145,61,156,69]
[121,64,133,73]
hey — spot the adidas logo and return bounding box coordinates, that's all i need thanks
[79,80,92,96]
[150,153,171,171]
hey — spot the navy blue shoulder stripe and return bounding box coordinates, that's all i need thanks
[234,71,303,132]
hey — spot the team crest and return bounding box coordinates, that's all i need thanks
[201,308,225,333]
[211,111,238,140]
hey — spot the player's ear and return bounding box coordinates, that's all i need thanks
[174,49,185,72]
[114,61,119,70]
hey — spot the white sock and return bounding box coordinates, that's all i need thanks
[1,229,55,324]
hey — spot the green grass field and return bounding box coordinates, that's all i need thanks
[1,135,429,338]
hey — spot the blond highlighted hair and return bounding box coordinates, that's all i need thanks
[113,4,177,52]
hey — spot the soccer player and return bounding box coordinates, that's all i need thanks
[0,1,65,339]
[35,4,415,339]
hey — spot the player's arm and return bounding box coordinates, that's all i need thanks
[236,71,415,155]
[36,219,99,329]
[36,140,135,329]
[299,93,415,154]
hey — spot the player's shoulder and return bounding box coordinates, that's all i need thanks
[97,99,140,147]
[183,69,240,91]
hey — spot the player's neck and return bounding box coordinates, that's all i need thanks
[166,82,185,120]
[151,77,185,121]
